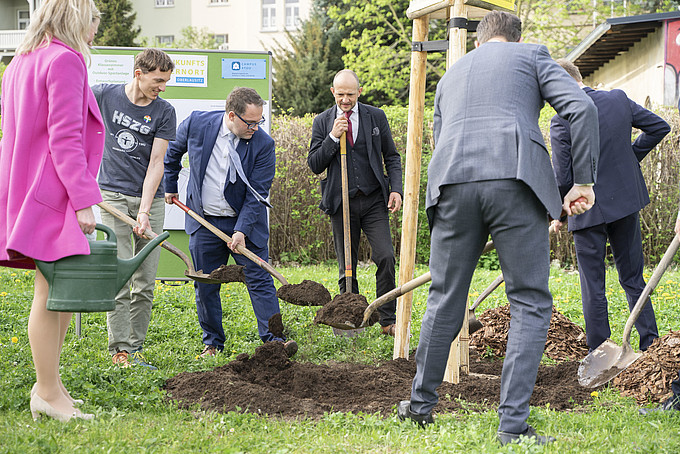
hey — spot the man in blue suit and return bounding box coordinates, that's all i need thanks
[164,87,296,358]
[551,60,669,352]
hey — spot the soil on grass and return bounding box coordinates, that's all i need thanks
[207,264,246,283]
[313,292,379,328]
[277,280,332,306]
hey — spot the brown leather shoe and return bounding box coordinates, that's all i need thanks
[283,340,298,358]
[112,351,130,368]
[380,324,396,336]
[200,345,218,358]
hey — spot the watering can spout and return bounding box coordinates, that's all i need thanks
[116,231,169,292]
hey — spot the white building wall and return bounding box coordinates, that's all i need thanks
[584,27,666,107]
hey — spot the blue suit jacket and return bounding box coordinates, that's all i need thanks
[164,110,275,248]
[551,87,670,231]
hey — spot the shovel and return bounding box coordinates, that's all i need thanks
[359,240,498,329]
[578,234,680,388]
[171,197,289,284]
[97,201,224,284]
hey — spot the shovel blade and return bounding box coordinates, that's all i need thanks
[184,270,226,285]
[577,339,641,388]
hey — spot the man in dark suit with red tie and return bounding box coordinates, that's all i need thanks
[308,69,403,335]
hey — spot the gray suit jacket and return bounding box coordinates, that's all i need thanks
[427,42,600,220]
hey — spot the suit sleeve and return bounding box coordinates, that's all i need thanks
[378,110,403,195]
[628,97,670,162]
[549,115,574,199]
[164,114,191,194]
[308,113,339,174]
[234,138,276,239]
[535,46,599,185]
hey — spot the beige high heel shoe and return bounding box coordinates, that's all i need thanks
[31,383,84,405]
[30,394,94,422]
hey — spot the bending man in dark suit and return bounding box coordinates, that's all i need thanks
[165,87,296,358]
[308,69,403,336]
[551,60,668,352]
[397,12,600,445]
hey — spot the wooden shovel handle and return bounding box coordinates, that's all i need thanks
[171,197,289,286]
[340,131,353,293]
[98,201,195,273]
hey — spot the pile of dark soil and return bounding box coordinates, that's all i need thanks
[207,264,246,283]
[164,342,595,419]
[313,292,379,329]
[471,305,589,361]
[277,280,332,306]
[613,331,680,404]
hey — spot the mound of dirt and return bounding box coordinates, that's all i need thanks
[471,305,589,361]
[612,331,680,404]
[313,292,379,329]
[207,264,246,283]
[164,342,596,419]
[277,280,332,306]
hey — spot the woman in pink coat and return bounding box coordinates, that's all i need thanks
[0,0,103,422]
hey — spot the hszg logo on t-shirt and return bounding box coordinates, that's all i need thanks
[115,130,139,152]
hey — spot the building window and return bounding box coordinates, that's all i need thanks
[285,0,300,29]
[17,10,30,30]
[214,34,229,45]
[210,0,228,4]
[262,0,276,31]
[155,0,174,7]
[156,35,174,46]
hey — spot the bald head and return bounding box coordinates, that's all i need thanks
[331,69,362,113]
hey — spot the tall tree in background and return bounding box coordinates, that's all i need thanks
[327,0,447,107]
[94,0,140,47]
[272,16,338,115]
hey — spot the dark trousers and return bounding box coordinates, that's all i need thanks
[189,215,282,348]
[410,180,552,434]
[330,189,396,326]
[573,212,658,351]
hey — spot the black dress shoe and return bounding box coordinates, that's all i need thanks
[397,400,433,428]
[639,396,680,415]
[497,425,556,446]
[283,340,298,358]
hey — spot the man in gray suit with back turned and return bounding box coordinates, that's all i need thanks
[397,11,600,445]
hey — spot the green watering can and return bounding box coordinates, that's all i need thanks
[34,223,169,312]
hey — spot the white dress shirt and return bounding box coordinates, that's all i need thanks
[329,106,358,144]
[202,114,237,217]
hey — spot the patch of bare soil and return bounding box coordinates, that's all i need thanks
[313,292,379,328]
[164,305,597,420]
[277,280,332,306]
[207,264,246,283]
[613,331,680,404]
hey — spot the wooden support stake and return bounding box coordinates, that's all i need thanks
[442,0,468,384]
[394,14,430,360]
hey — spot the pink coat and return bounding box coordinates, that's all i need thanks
[0,39,104,268]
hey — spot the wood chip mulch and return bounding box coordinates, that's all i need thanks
[612,331,680,404]
[470,305,589,361]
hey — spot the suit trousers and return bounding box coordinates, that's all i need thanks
[330,189,397,326]
[410,180,552,434]
[100,190,165,355]
[573,212,658,351]
[189,215,282,348]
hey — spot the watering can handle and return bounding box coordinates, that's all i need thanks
[93,223,116,243]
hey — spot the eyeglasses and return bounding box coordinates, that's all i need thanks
[234,112,265,130]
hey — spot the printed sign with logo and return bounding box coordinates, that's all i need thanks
[168,55,208,87]
[222,58,267,79]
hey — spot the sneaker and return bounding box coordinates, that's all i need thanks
[112,351,130,368]
[129,351,158,370]
[200,345,218,358]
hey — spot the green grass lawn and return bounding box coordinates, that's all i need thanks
[1,263,680,453]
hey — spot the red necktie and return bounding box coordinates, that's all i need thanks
[345,111,354,148]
